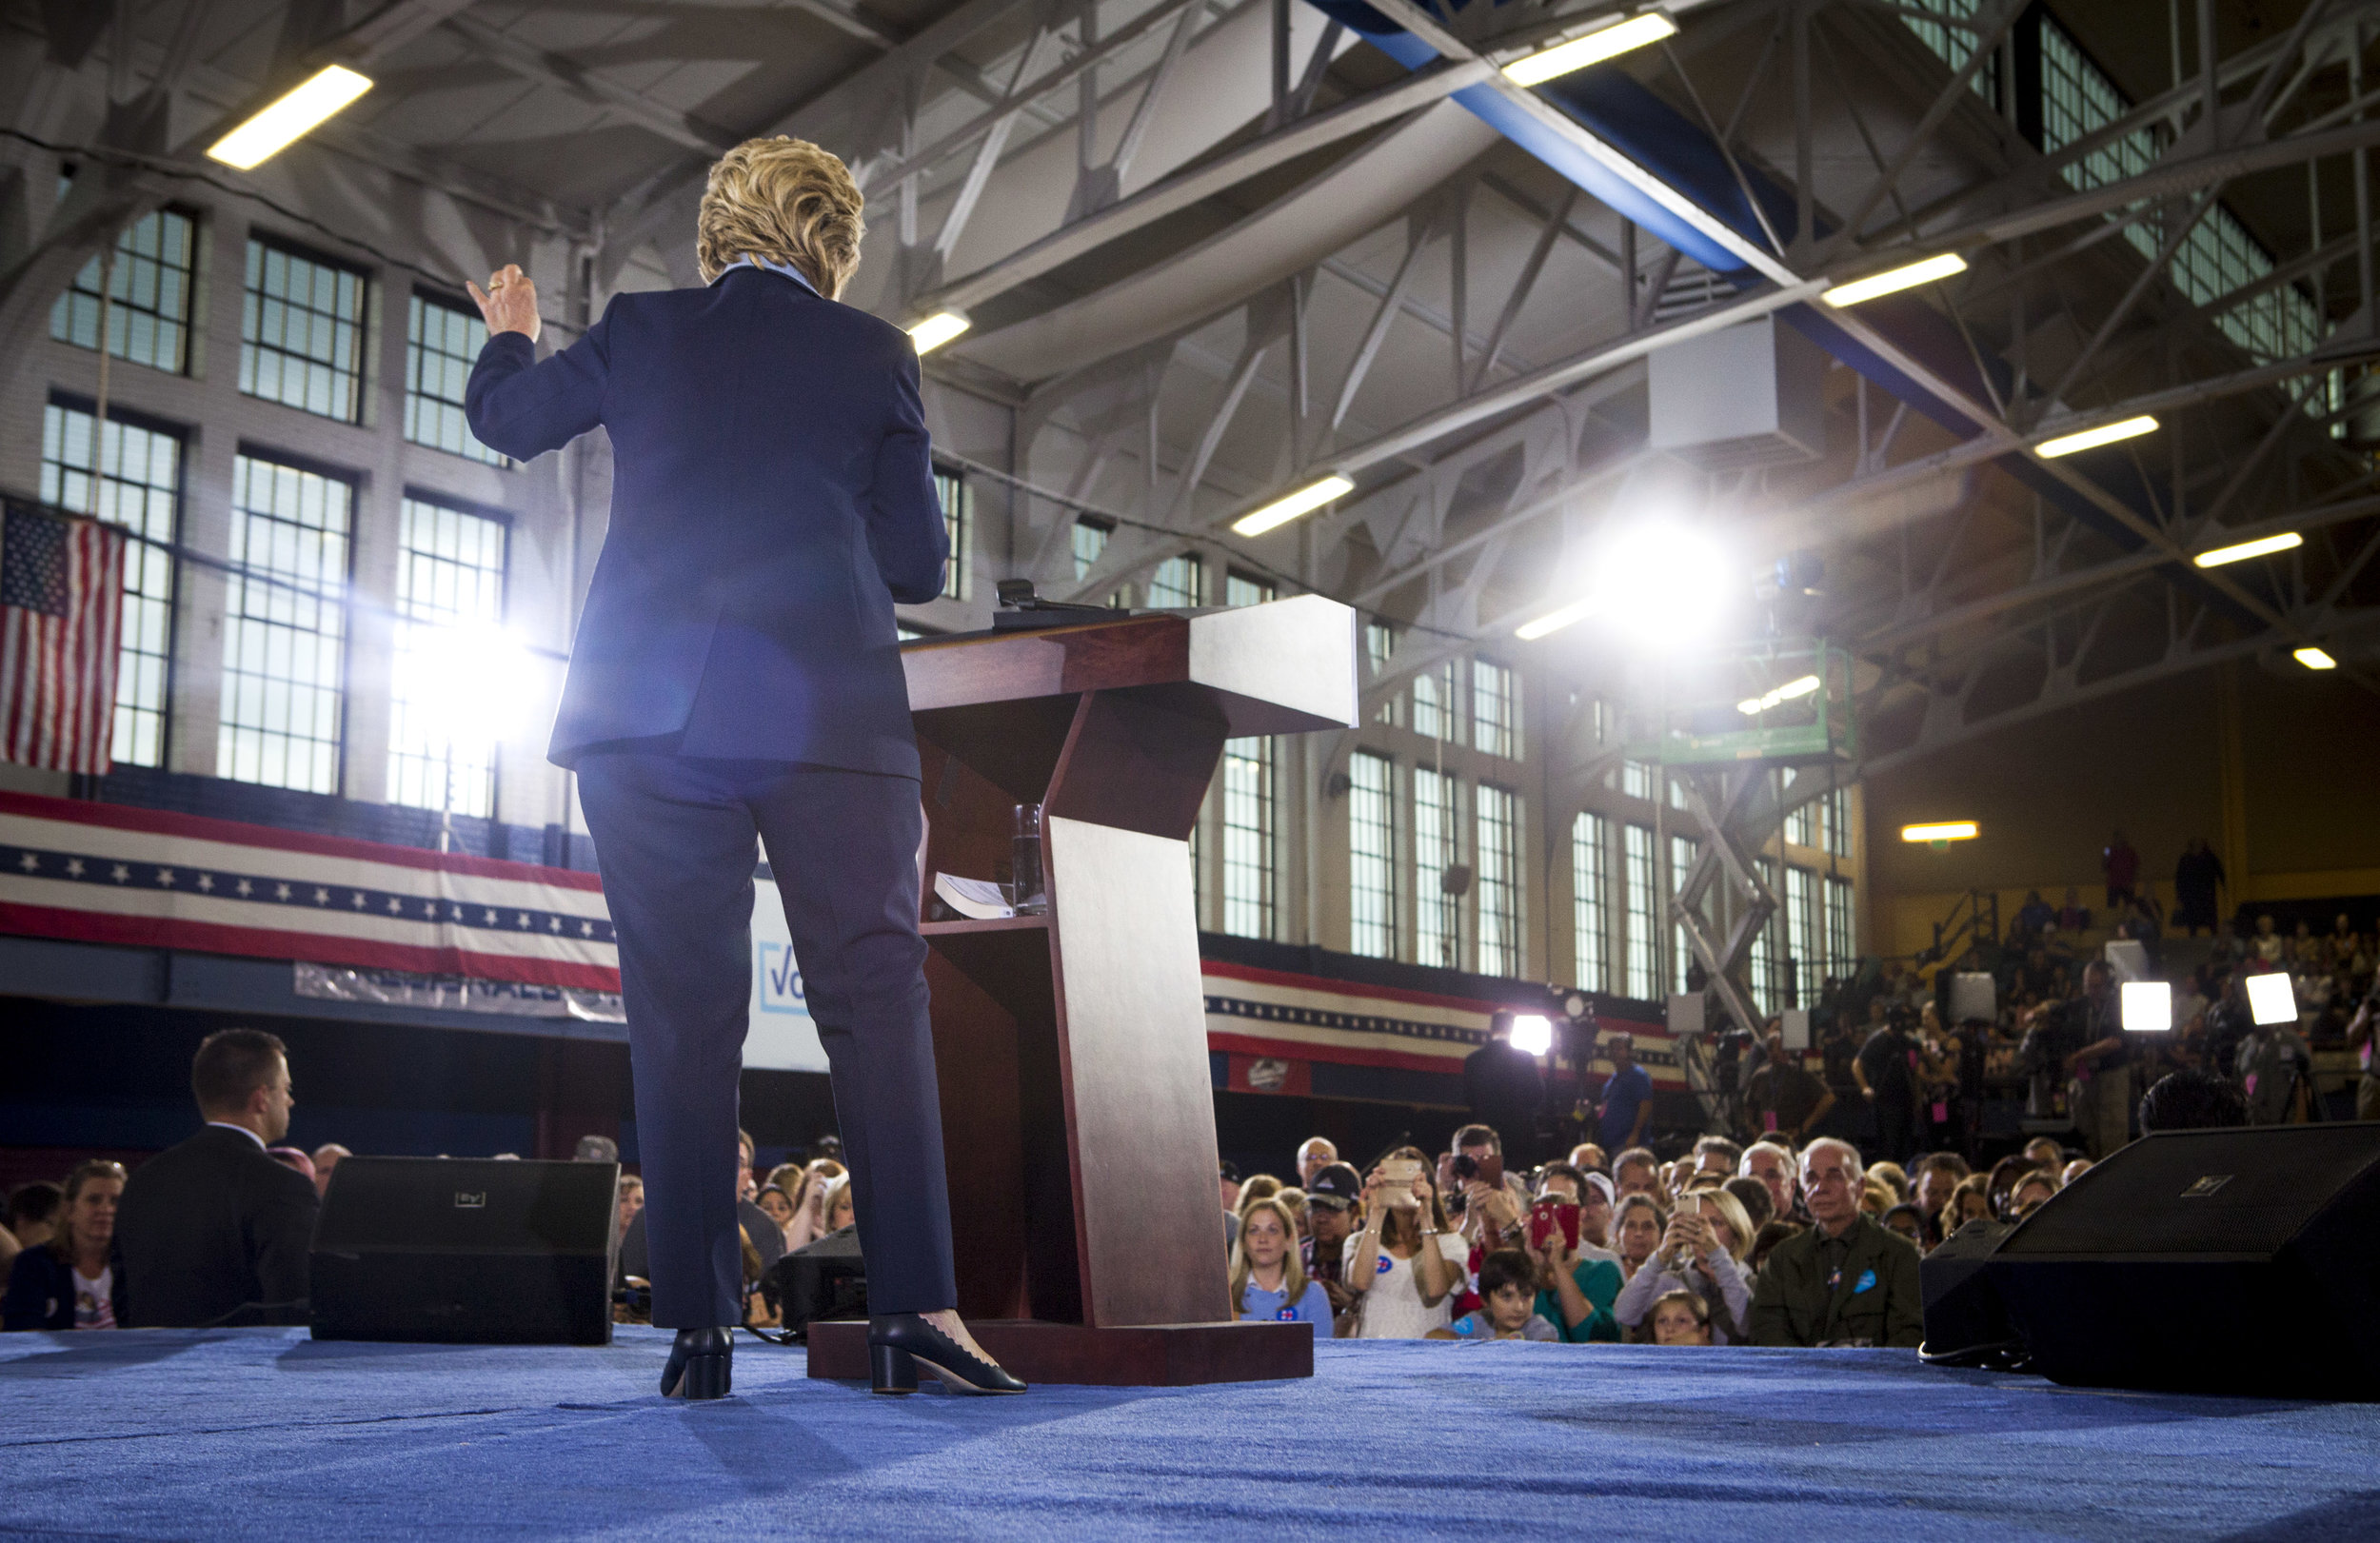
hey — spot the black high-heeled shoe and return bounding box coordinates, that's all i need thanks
[661,1327,732,1398]
[867,1314,1027,1395]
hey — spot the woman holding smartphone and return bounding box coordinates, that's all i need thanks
[1613,1187,1757,1343]
[1342,1147,1466,1338]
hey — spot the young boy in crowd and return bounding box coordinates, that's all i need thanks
[1434,1250,1559,1342]
[1650,1290,1714,1346]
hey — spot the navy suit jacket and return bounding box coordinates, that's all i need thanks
[466,265,948,778]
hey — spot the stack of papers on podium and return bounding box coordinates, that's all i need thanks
[934,873,1013,920]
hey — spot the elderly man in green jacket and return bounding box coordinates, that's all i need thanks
[1749,1137,1923,1348]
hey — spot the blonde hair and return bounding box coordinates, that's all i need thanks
[1692,1187,1756,1263]
[696,137,865,299]
[1228,1197,1309,1319]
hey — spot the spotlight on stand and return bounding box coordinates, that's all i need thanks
[2245,972,2297,1026]
[1516,524,1734,646]
[1508,1014,1555,1057]
[2120,980,2172,1034]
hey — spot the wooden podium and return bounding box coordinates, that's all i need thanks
[805,597,1357,1385]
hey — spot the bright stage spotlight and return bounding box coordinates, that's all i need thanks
[1509,1015,1555,1056]
[208,65,375,169]
[1502,12,1677,86]
[1516,524,1733,646]
[2293,645,2337,670]
[2035,415,2159,459]
[2244,971,2297,1026]
[1900,821,1978,844]
[395,621,547,750]
[2121,980,2172,1034]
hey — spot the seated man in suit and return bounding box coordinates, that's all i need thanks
[116,1028,320,1327]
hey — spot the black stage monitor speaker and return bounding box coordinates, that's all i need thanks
[1986,1123,2380,1398]
[310,1157,619,1345]
[1918,1219,2015,1365]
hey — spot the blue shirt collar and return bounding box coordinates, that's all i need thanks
[722,254,819,297]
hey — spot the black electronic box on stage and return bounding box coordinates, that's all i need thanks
[1926,1123,2380,1399]
[309,1157,619,1346]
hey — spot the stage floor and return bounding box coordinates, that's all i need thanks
[6,1327,2373,1539]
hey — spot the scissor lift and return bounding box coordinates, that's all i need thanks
[1624,639,1856,1046]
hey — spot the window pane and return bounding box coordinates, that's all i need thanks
[1221,735,1273,939]
[1476,783,1521,978]
[1623,824,1656,1001]
[1471,659,1520,759]
[403,293,508,465]
[1572,812,1609,993]
[40,401,184,766]
[1349,751,1397,959]
[1415,767,1461,970]
[935,469,969,601]
[218,455,351,792]
[240,238,367,423]
[1147,552,1203,608]
[387,496,508,819]
[50,208,200,374]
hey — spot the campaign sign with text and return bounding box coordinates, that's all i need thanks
[746,880,827,1072]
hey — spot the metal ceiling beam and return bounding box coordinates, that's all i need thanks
[440,12,741,153]
[910,59,1489,319]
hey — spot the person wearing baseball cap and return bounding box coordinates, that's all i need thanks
[1301,1162,1363,1328]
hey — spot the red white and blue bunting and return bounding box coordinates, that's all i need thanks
[0,792,617,991]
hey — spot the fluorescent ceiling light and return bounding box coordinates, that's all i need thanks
[1900,821,1978,843]
[908,310,971,354]
[1735,673,1821,715]
[1516,597,1598,642]
[1820,252,1969,307]
[2121,980,2172,1033]
[207,64,374,170]
[2244,971,2296,1026]
[1509,1014,1555,1056]
[2035,414,2159,459]
[2193,531,2304,567]
[1232,474,1353,536]
[2294,645,2338,670]
[1503,12,1679,86]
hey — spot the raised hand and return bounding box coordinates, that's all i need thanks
[467,263,542,342]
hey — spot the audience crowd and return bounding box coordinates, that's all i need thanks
[5,891,2370,1345]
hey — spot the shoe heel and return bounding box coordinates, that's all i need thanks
[670,1352,730,1400]
[871,1343,918,1395]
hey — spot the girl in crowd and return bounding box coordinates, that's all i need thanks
[1342,1148,1465,1338]
[755,1184,798,1252]
[1,1159,126,1331]
[817,1177,856,1235]
[1985,1155,2032,1217]
[1937,1174,1992,1240]
[1611,1193,1667,1281]
[1649,1289,1714,1346]
[2006,1171,2058,1219]
[1614,1188,1756,1343]
[1229,1197,1332,1335]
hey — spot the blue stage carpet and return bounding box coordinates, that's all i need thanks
[5,1327,2373,1540]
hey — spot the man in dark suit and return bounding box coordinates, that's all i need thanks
[116,1028,319,1327]
[465,137,1017,1398]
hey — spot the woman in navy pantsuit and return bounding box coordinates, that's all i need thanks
[466,137,1021,1398]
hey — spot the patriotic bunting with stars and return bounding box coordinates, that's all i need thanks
[0,790,616,991]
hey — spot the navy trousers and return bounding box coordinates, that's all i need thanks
[576,752,957,1327]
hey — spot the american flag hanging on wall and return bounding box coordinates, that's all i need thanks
[0,500,126,776]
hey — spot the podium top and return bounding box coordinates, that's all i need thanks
[902,595,1359,738]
